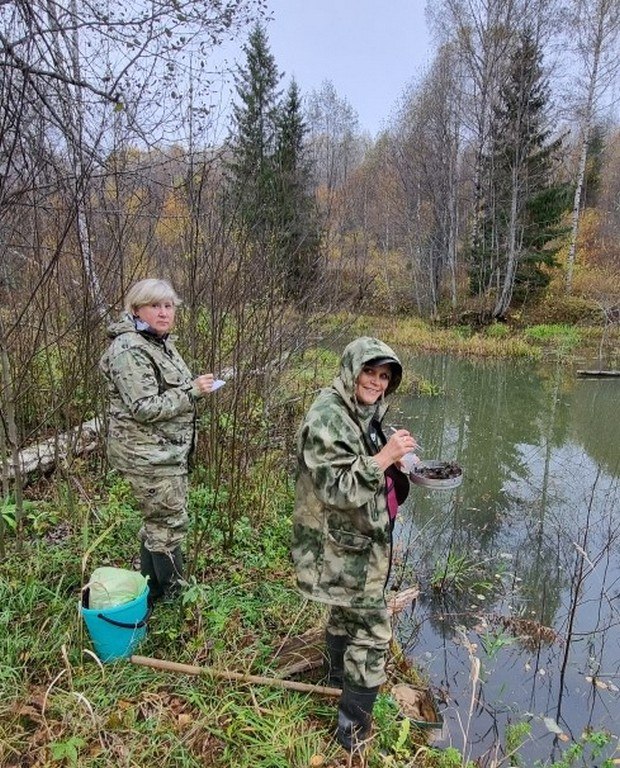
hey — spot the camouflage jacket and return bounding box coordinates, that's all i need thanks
[99,315,199,476]
[291,337,404,609]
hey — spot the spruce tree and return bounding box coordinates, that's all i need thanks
[469,28,567,314]
[226,23,282,240]
[226,25,321,302]
[274,80,321,302]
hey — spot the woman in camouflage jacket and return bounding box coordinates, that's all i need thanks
[100,279,216,601]
[292,336,418,753]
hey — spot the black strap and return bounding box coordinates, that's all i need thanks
[96,603,152,629]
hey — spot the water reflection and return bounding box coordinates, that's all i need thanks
[390,354,620,763]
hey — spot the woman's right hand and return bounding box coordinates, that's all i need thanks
[374,429,418,470]
[193,373,215,395]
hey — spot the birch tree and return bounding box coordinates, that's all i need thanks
[394,42,465,315]
[563,0,620,293]
[490,28,563,317]
[428,0,520,286]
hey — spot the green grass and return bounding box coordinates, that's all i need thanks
[523,323,582,352]
[0,472,441,768]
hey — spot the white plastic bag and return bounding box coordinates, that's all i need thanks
[86,567,147,610]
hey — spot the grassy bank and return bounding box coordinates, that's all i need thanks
[2,315,618,767]
[322,313,619,364]
[1,472,451,768]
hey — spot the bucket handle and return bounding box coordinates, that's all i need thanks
[97,603,152,629]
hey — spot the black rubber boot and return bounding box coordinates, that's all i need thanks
[325,632,347,687]
[337,683,380,753]
[151,547,184,602]
[140,542,162,603]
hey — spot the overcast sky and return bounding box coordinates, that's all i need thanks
[210,0,434,138]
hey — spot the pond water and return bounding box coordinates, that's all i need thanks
[391,354,620,765]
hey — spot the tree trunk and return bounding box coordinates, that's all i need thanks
[565,68,597,295]
[494,166,520,318]
[565,0,620,293]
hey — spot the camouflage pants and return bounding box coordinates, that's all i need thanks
[124,472,189,554]
[327,604,392,689]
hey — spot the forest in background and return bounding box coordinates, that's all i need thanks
[1,0,619,526]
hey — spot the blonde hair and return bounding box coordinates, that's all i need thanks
[124,279,181,314]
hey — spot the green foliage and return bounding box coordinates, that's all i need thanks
[373,694,413,758]
[274,79,322,303]
[431,552,492,596]
[505,720,532,759]
[524,323,581,353]
[535,729,616,768]
[469,28,564,313]
[227,23,282,221]
[425,746,473,767]
[415,378,444,397]
[285,347,340,392]
[583,123,606,207]
[485,322,511,339]
[479,628,515,659]
[515,183,573,298]
[225,24,321,303]
[453,324,474,339]
[50,736,87,765]
[1,497,40,532]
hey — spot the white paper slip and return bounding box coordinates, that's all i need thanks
[211,379,226,391]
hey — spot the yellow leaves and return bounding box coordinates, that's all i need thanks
[585,676,620,693]
[154,189,191,247]
[177,712,193,728]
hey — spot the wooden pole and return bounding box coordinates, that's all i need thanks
[130,654,342,697]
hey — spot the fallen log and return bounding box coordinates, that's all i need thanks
[576,370,620,378]
[5,417,101,480]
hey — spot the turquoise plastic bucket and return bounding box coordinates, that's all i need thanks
[81,585,151,663]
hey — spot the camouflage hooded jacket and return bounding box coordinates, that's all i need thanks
[99,315,199,476]
[291,337,404,609]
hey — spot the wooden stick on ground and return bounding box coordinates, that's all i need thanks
[130,654,342,697]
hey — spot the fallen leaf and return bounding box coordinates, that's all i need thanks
[309,755,325,767]
[543,717,563,735]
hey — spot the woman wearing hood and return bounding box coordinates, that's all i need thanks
[291,336,419,753]
[99,278,216,602]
